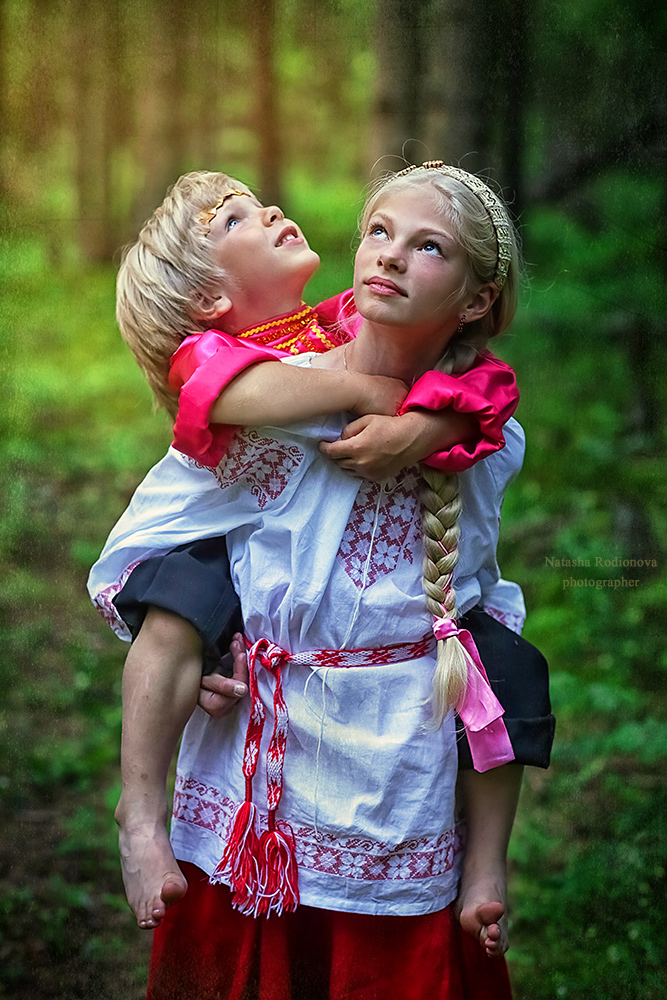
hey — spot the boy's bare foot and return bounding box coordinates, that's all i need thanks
[456,870,508,958]
[117,815,188,929]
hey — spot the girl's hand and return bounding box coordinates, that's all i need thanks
[351,374,409,417]
[198,633,249,718]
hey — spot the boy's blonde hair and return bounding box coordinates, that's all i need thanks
[116,171,253,419]
[361,164,521,726]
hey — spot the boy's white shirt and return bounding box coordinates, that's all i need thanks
[88,353,526,916]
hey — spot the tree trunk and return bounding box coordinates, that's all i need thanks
[131,0,186,229]
[72,0,114,261]
[249,0,282,206]
[429,0,494,174]
[496,0,529,212]
[370,0,427,170]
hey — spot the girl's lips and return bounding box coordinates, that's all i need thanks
[365,277,407,296]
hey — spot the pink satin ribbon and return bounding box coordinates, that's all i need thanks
[432,616,515,772]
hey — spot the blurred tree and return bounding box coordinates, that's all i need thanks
[0,0,8,201]
[371,0,425,167]
[131,0,187,230]
[72,0,119,261]
[527,0,667,202]
[369,0,530,204]
[250,0,283,205]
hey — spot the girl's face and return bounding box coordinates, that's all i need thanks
[354,185,469,346]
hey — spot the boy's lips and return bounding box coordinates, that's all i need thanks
[365,277,407,296]
[275,225,303,247]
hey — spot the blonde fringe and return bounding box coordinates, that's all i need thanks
[421,468,469,727]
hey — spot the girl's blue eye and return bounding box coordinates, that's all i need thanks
[369,223,386,237]
[226,216,240,230]
[421,241,442,255]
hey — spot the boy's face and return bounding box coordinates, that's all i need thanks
[204,192,320,332]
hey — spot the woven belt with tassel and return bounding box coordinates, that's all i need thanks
[210,628,512,917]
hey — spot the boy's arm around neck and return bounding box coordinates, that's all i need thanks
[170,330,404,465]
[320,352,519,480]
[209,362,407,426]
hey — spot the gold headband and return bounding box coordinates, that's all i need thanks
[393,161,513,290]
[197,189,252,228]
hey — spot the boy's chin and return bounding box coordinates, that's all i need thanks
[294,250,321,287]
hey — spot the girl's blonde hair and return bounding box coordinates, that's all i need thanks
[116,171,253,419]
[361,164,521,726]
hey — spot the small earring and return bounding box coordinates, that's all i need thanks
[456,315,466,337]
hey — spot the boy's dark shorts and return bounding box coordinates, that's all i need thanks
[115,540,554,769]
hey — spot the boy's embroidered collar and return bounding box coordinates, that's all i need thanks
[237,303,315,341]
[236,303,338,355]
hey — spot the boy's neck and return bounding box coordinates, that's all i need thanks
[221,294,307,336]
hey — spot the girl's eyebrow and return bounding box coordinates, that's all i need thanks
[369,211,455,243]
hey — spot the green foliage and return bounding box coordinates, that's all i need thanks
[491,167,667,1000]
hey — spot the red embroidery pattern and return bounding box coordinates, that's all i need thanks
[337,472,422,589]
[483,606,525,636]
[287,636,434,668]
[173,776,456,882]
[191,429,304,509]
[236,307,339,355]
[93,560,142,634]
[242,639,290,813]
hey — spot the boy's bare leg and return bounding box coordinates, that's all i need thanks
[456,764,523,958]
[114,608,203,930]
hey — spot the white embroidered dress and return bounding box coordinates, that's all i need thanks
[89,357,526,917]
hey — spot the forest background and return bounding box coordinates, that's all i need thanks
[1,0,665,997]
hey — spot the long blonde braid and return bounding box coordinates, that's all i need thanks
[359,162,521,725]
[421,469,469,726]
[420,320,499,727]
[377,164,518,724]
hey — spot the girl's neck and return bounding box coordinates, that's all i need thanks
[344,319,444,383]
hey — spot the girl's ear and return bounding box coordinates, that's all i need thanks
[190,286,233,324]
[461,283,499,324]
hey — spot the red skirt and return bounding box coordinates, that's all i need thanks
[147,862,512,1000]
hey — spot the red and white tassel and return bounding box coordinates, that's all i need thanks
[210,798,260,894]
[255,817,300,917]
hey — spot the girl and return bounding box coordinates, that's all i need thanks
[90,163,551,999]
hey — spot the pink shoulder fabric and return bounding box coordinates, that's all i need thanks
[169,331,284,466]
[400,351,519,473]
[315,289,360,340]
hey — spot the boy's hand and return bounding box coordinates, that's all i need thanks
[198,633,249,718]
[351,374,409,417]
[320,409,476,481]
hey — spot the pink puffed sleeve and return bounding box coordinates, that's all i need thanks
[399,351,519,473]
[315,289,359,340]
[169,331,285,466]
